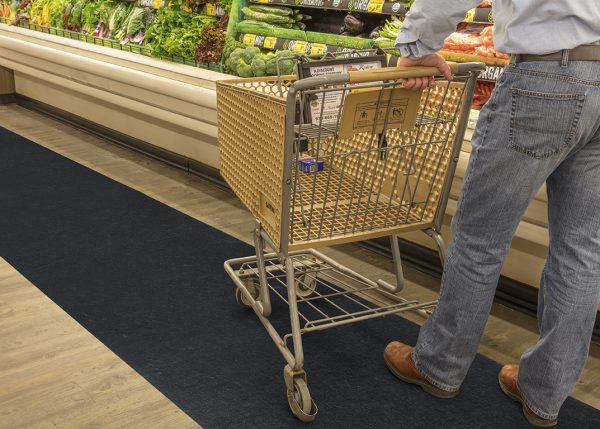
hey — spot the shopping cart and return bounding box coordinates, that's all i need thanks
[217,60,484,421]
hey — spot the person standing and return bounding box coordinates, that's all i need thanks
[383,1,600,427]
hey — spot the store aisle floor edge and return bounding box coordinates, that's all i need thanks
[1,123,599,428]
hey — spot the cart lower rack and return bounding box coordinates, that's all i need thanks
[218,61,484,421]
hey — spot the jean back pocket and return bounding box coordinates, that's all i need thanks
[509,88,585,159]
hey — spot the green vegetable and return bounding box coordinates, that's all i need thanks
[236,58,253,77]
[238,18,292,28]
[227,47,245,74]
[48,0,70,28]
[108,2,130,36]
[126,7,145,36]
[242,46,260,63]
[144,8,216,59]
[293,14,310,21]
[195,14,228,64]
[242,6,294,25]
[265,50,296,75]
[80,1,101,33]
[222,36,245,61]
[251,55,266,76]
[247,4,293,16]
[67,0,85,29]
[292,22,305,30]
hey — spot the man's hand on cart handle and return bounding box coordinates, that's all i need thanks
[397,53,453,90]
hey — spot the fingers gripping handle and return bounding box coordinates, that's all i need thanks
[347,63,460,84]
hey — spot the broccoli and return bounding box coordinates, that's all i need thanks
[242,46,261,64]
[251,55,267,77]
[236,58,254,78]
[227,48,245,74]
[265,50,297,75]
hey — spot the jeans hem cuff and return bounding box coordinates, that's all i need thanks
[516,380,559,421]
[411,349,461,393]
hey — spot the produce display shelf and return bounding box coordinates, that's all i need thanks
[237,32,366,55]
[137,0,227,17]
[235,23,374,49]
[249,0,407,16]
[0,19,222,72]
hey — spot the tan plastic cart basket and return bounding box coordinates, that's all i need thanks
[217,68,471,253]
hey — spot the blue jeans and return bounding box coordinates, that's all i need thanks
[411,59,600,420]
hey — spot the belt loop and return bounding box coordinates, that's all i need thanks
[510,54,518,65]
[561,49,570,68]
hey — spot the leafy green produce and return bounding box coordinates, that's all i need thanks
[66,0,86,29]
[80,1,101,34]
[125,7,145,36]
[218,0,232,12]
[109,2,131,36]
[48,0,70,28]
[145,7,216,59]
[379,16,402,40]
[266,50,295,75]
[194,14,228,63]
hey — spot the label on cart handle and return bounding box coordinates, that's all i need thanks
[339,87,422,139]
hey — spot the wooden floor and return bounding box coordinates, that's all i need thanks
[0,103,598,425]
[0,258,201,429]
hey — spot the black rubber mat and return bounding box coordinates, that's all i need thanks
[1,127,598,428]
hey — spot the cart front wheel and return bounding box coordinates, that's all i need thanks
[235,277,261,308]
[295,269,318,299]
[287,377,314,422]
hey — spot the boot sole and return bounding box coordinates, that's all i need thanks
[498,374,557,428]
[384,352,458,399]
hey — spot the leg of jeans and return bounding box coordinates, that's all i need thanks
[411,87,554,391]
[518,135,600,420]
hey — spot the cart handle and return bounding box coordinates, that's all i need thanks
[347,63,460,84]
[288,62,485,94]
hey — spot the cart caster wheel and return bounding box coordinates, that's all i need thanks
[235,277,260,308]
[287,377,316,422]
[295,272,317,298]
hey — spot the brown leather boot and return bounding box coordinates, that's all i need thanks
[383,341,459,399]
[498,364,558,427]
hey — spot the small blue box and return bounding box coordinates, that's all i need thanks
[298,158,324,173]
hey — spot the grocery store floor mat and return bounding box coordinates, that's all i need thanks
[1,126,599,429]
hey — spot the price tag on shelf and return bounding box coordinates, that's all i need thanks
[255,0,270,3]
[243,34,258,45]
[366,0,384,13]
[183,5,193,12]
[263,36,277,50]
[205,3,216,15]
[152,0,162,9]
[309,43,326,56]
[292,40,308,54]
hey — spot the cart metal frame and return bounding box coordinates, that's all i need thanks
[220,62,484,421]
